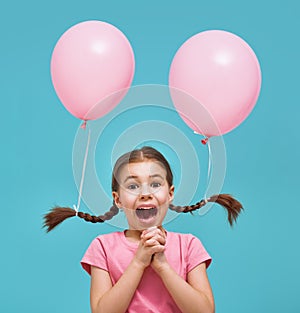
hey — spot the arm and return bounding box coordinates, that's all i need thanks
[153,260,215,313]
[90,260,144,313]
[90,237,165,313]
[145,227,214,313]
[142,228,214,313]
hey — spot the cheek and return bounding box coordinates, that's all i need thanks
[157,189,172,203]
[119,191,137,205]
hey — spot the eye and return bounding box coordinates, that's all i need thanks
[127,183,139,190]
[151,182,161,188]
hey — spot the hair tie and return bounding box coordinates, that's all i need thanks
[73,204,79,216]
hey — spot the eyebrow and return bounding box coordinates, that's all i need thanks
[123,174,164,183]
[123,175,138,183]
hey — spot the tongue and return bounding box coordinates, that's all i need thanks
[136,208,157,219]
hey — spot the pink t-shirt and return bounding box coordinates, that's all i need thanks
[81,231,212,313]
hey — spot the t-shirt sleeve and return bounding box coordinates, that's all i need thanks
[186,234,212,273]
[81,237,109,275]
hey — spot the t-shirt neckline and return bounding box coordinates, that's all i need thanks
[119,229,169,249]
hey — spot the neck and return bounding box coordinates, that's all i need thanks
[125,226,166,242]
[124,229,142,242]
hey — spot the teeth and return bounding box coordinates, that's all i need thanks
[137,207,155,210]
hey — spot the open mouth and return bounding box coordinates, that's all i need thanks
[136,207,158,220]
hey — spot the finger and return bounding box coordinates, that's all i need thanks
[142,234,165,252]
[150,245,165,254]
[147,226,158,232]
[141,233,156,242]
[140,234,157,245]
[143,232,166,247]
[149,233,166,244]
[142,228,164,240]
[156,235,166,245]
[142,226,158,236]
[143,238,161,247]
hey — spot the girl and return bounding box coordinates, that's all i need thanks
[44,146,242,313]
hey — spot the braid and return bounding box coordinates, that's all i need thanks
[208,194,243,225]
[43,204,119,232]
[78,205,119,223]
[169,199,208,213]
[169,194,243,226]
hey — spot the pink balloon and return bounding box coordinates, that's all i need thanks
[169,30,261,137]
[51,21,135,120]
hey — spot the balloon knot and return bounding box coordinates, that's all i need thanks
[81,120,87,129]
[201,137,209,145]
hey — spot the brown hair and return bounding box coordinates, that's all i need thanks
[43,146,243,232]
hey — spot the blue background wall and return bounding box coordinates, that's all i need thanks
[1,0,299,312]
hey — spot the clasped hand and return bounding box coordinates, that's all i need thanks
[134,226,169,273]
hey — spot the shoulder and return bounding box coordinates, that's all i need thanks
[167,231,202,244]
[94,231,123,241]
[86,231,123,250]
[167,231,212,267]
[81,232,123,274]
[166,231,205,251]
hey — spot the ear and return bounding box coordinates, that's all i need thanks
[169,185,175,202]
[112,191,122,208]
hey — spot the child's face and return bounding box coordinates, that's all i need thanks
[112,160,174,230]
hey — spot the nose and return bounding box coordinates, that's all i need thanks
[139,184,153,199]
[139,193,153,200]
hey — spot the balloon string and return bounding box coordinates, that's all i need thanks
[81,120,87,129]
[204,140,212,200]
[75,123,91,212]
